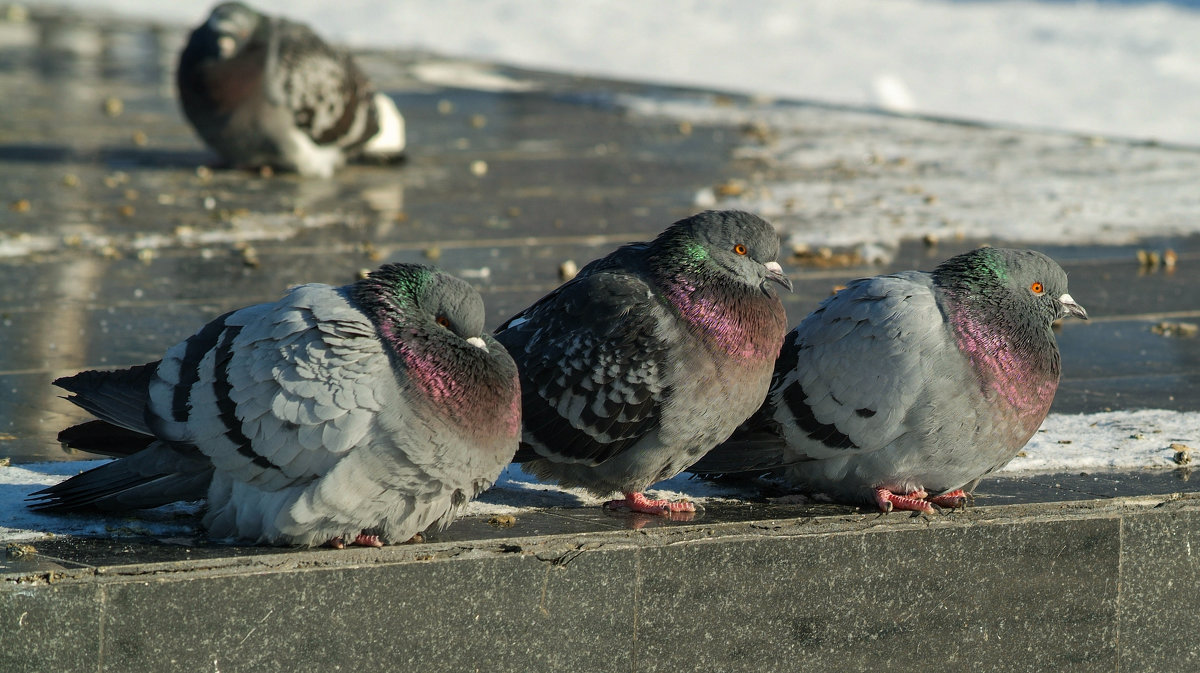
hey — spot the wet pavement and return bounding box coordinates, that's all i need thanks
[0,9,1198,522]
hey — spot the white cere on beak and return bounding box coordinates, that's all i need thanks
[764,261,783,274]
[466,336,488,352]
[217,36,237,58]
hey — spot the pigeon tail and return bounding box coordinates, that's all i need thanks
[55,363,158,435]
[362,93,406,157]
[27,442,212,512]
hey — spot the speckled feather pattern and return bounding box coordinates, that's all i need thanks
[496,210,789,498]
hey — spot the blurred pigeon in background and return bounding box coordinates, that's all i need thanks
[495,210,791,515]
[30,264,520,547]
[177,1,406,177]
[690,247,1087,513]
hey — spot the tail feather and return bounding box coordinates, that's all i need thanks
[54,362,159,435]
[686,433,792,477]
[27,441,213,512]
[361,92,406,157]
[58,420,155,458]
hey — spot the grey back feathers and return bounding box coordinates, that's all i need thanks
[494,210,790,500]
[690,247,1086,508]
[177,2,406,177]
[30,264,521,547]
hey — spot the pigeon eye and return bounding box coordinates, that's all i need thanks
[436,315,451,328]
[1030,282,1044,295]
[733,244,747,256]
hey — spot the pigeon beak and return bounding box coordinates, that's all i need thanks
[1059,293,1088,321]
[466,336,489,352]
[763,261,793,292]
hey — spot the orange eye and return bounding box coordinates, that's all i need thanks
[1030,282,1044,295]
[436,316,451,328]
[733,244,747,255]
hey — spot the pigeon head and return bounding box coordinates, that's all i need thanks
[353,264,488,350]
[658,210,792,293]
[203,2,264,59]
[934,247,1088,328]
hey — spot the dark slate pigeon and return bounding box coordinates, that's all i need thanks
[495,210,791,515]
[177,2,405,177]
[30,264,520,547]
[690,247,1088,513]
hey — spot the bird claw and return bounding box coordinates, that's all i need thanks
[325,531,385,549]
[873,488,935,514]
[604,492,696,516]
[928,489,969,510]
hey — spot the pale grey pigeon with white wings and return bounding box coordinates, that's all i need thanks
[177,2,405,177]
[29,264,520,547]
[690,247,1087,513]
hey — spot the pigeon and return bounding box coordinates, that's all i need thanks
[494,210,791,515]
[29,264,520,547]
[689,247,1088,513]
[176,2,406,177]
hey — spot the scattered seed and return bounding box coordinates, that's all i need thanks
[1151,321,1199,338]
[559,259,578,281]
[10,199,30,213]
[62,173,79,187]
[1172,443,1193,465]
[470,160,488,176]
[487,515,516,528]
[469,114,487,129]
[678,121,692,136]
[437,99,454,115]
[1163,248,1178,266]
[714,179,746,197]
[103,96,124,117]
[424,246,442,261]
[5,543,36,558]
[131,130,148,146]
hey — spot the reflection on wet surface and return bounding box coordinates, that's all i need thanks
[1,8,1199,470]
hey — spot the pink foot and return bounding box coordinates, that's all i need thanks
[928,489,969,510]
[325,531,385,549]
[874,488,934,514]
[604,491,696,516]
[352,533,384,548]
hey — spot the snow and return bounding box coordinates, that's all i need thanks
[4,409,1197,543]
[42,0,1200,147]
[618,92,1200,250]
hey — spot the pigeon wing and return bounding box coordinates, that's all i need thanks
[496,270,670,466]
[769,271,957,461]
[147,284,393,492]
[266,17,376,149]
